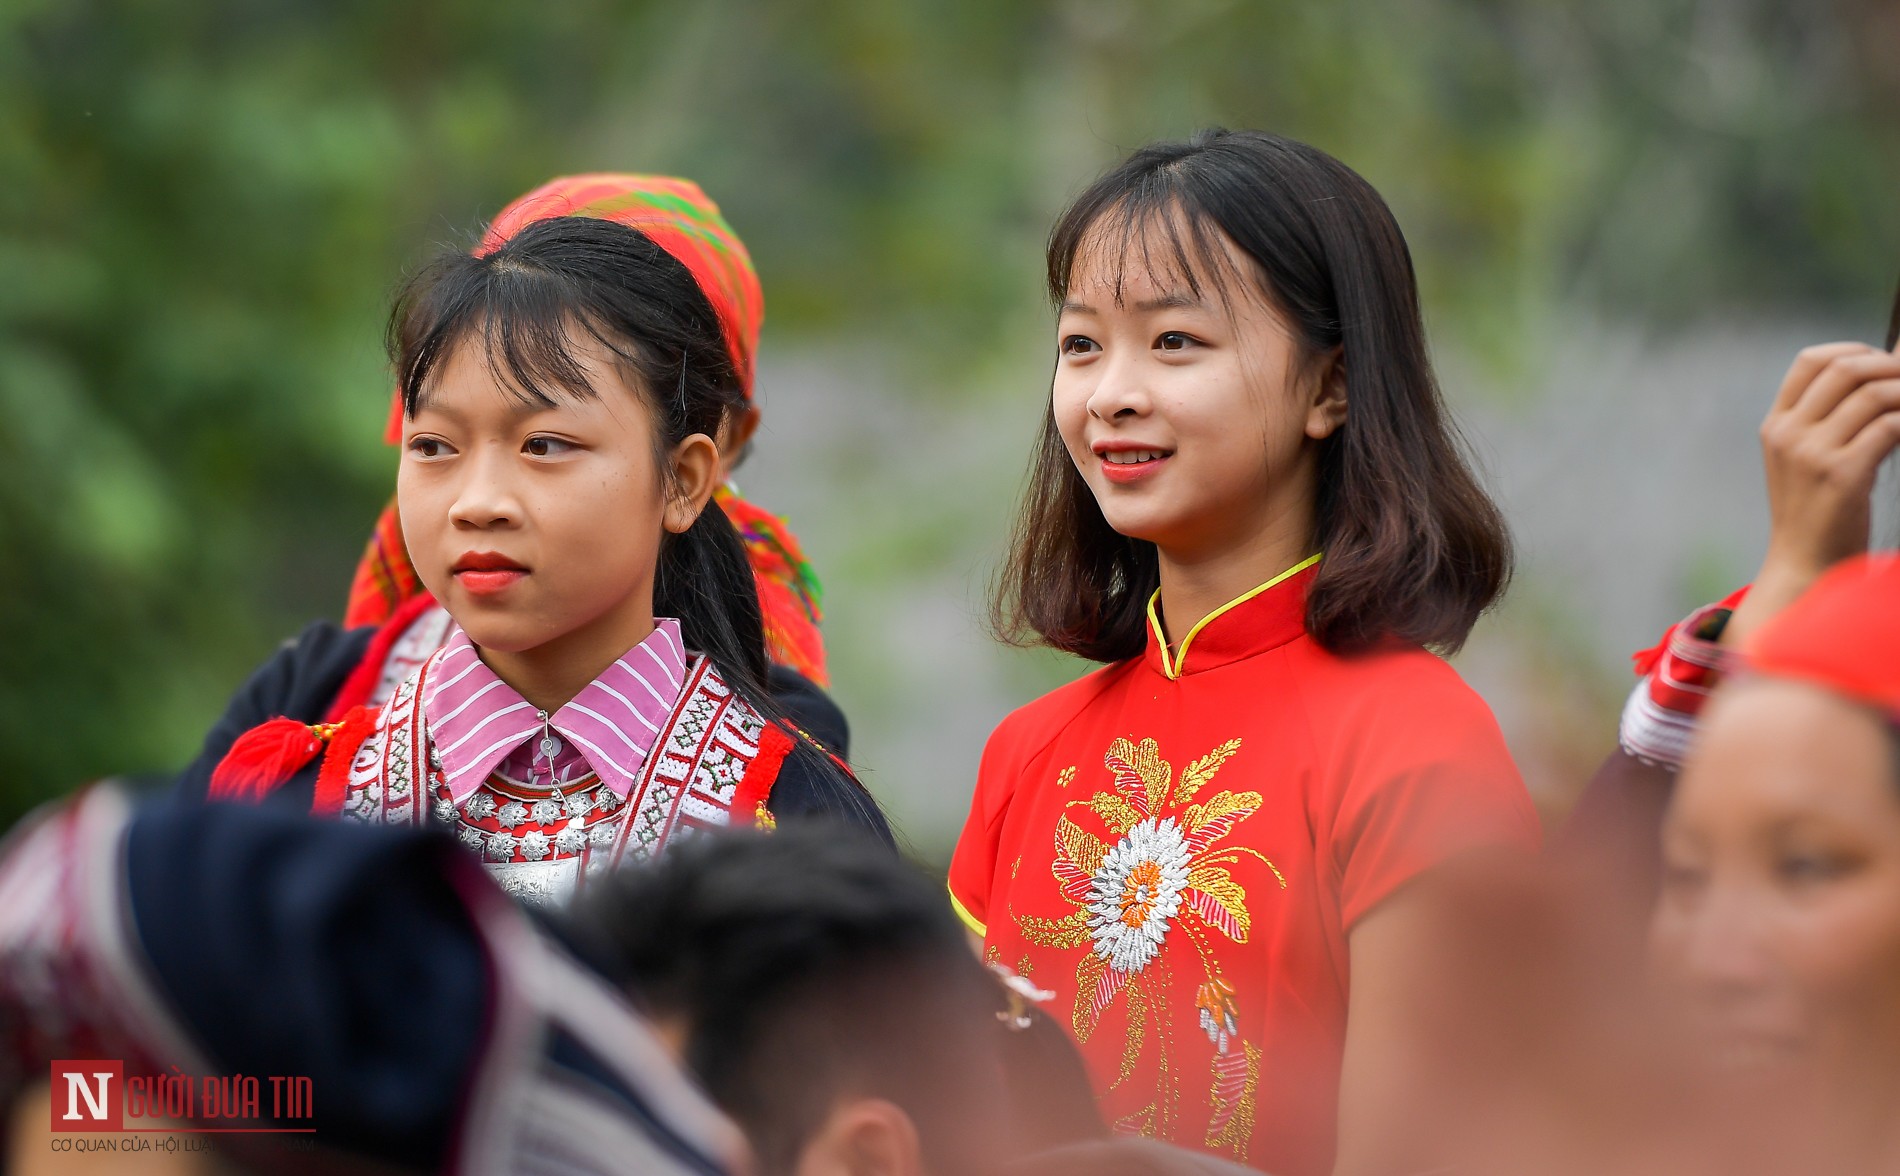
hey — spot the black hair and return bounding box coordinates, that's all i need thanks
[1886,271,1900,351]
[998,128,1513,658]
[388,215,848,791]
[569,828,1016,1176]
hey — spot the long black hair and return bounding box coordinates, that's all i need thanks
[388,215,853,797]
[997,128,1513,658]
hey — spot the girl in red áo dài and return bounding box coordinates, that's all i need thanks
[949,130,1540,1176]
[204,213,886,909]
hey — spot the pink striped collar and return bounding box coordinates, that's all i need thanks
[421,620,691,804]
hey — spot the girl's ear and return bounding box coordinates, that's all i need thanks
[663,432,721,534]
[1305,348,1348,441]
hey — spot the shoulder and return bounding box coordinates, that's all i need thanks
[764,741,895,848]
[1290,639,1507,749]
[1287,640,1527,821]
[271,619,382,710]
[983,661,1134,772]
[765,663,850,760]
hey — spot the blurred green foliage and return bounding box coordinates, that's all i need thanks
[2,0,1896,819]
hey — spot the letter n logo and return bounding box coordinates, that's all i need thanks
[49,1060,122,1132]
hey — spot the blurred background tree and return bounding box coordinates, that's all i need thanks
[3,0,1896,858]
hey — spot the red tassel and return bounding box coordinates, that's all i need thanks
[208,718,324,802]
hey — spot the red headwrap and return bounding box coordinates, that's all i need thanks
[1743,554,1900,718]
[344,174,828,685]
[380,173,765,445]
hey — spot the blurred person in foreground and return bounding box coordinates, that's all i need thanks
[1388,556,1900,1175]
[567,826,1113,1176]
[0,798,1128,1175]
[0,787,747,1174]
[1650,553,1900,1173]
[1564,281,1900,919]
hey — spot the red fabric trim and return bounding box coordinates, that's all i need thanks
[1630,584,1750,677]
[311,705,379,817]
[734,721,796,819]
[324,591,441,723]
[382,386,404,446]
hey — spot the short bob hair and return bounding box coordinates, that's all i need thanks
[995,128,1512,659]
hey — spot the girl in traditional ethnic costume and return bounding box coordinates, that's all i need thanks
[198,209,886,908]
[178,175,850,811]
[344,175,835,695]
[948,130,1540,1175]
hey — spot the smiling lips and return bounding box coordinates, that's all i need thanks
[453,551,529,596]
[1093,442,1174,485]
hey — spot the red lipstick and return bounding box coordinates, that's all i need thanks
[1091,439,1174,485]
[453,551,528,597]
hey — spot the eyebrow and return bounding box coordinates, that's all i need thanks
[1060,291,1204,314]
[410,389,566,423]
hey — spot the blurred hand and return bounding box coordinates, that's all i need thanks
[1726,343,1900,646]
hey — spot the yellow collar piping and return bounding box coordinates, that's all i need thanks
[1147,553,1322,681]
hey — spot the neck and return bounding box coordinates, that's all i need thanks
[1153,494,1316,649]
[477,606,659,715]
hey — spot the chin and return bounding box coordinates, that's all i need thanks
[448,616,554,656]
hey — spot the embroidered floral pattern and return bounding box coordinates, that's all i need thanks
[1087,817,1191,974]
[1016,734,1281,1154]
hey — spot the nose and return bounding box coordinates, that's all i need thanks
[1659,880,1780,1012]
[1085,352,1152,422]
[447,445,523,531]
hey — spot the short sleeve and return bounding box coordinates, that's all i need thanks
[947,723,1023,938]
[1327,670,1539,929]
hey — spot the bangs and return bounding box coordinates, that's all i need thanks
[1050,188,1257,314]
[396,254,645,416]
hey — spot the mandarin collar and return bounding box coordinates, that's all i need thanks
[1142,555,1320,680]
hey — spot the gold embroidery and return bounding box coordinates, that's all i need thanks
[1114,977,1147,1089]
[1177,738,1243,804]
[1055,765,1076,789]
[1205,1041,1262,1155]
[1116,1103,1158,1138]
[1016,909,1091,950]
[1106,737,1172,806]
[1023,731,1281,1152]
[1083,790,1144,832]
[1015,955,1034,977]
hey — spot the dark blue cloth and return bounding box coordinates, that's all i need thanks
[125,800,487,1169]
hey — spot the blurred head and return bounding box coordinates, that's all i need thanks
[390,215,772,695]
[574,828,1022,1176]
[997,128,1510,660]
[1653,556,1900,1087]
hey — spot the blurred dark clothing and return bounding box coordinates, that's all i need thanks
[0,787,744,1175]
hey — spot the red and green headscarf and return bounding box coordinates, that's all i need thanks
[345,173,828,685]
